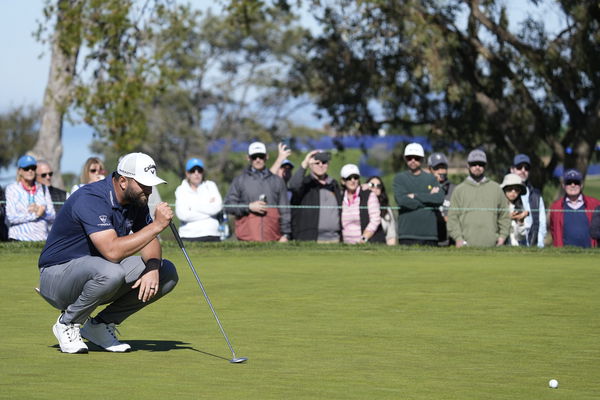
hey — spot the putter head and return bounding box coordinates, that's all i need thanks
[230,357,248,364]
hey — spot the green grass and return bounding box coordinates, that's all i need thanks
[1,243,599,399]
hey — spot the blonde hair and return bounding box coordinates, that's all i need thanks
[80,157,105,184]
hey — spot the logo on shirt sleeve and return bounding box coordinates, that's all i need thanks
[98,215,111,227]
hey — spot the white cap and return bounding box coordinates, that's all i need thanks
[248,141,267,156]
[117,152,167,186]
[404,143,425,158]
[340,164,360,179]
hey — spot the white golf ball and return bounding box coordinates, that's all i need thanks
[549,379,559,389]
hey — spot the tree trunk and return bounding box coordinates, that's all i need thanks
[30,0,81,190]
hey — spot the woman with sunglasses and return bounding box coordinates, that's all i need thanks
[175,158,223,242]
[70,157,106,195]
[500,173,531,246]
[365,176,397,245]
[5,155,55,241]
[340,164,382,244]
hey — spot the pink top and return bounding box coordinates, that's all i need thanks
[341,187,381,244]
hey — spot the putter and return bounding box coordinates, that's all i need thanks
[169,222,247,364]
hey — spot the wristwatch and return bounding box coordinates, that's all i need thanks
[360,236,368,242]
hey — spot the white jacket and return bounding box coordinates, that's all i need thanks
[175,179,223,238]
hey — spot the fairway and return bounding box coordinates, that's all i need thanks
[1,243,599,399]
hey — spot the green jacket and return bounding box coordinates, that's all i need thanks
[393,171,444,240]
[447,177,511,247]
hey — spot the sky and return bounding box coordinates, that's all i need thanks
[0,0,563,183]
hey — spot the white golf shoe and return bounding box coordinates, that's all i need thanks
[80,319,132,352]
[52,315,88,354]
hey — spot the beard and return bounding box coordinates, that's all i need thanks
[123,186,148,208]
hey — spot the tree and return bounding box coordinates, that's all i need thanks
[0,105,41,169]
[264,0,599,189]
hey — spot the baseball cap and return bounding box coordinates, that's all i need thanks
[281,159,294,168]
[17,155,37,168]
[404,143,425,158]
[117,152,167,186]
[467,149,487,164]
[313,151,331,162]
[428,152,448,168]
[185,158,204,171]
[500,173,525,190]
[513,154,531,166]
[563,169,583,183]
[248,142,267,156]
[340,164,360,179]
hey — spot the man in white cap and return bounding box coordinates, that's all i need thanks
[38,152,178,354]
[224,141,291,241]
[447,149,510,247]
[393,143,444,245]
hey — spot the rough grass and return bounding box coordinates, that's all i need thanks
[0,243,599,399]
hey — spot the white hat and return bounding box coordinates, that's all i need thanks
[340,164,360,179]
[500,173,525,190]
[248,141,267,156]
[404,143,425,157]
[117,152,167,186]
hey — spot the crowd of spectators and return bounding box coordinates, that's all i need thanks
[2,142,600,247]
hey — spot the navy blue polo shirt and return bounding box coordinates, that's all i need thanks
[39,174,152,268]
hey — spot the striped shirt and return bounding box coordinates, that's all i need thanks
[5,181,55,241]
[341,188,381,244]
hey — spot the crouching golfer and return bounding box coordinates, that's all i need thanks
[38,152,178,354]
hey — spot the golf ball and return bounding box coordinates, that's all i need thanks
[549,379,558,389]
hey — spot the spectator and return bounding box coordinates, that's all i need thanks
[175,158,223,242]
[549,169,600,248]
[591,205,600,240]
[500,173,531,246]
[37,152,178,353]
[447,149,510,247]
[288,150,342,242]
[427,152,455,246]
[365,176,396,245]
[224,142,291,242]
[340,164,381,244]
[269,142,294,184]
[71,157,105,194]
[36,160,67,216]
[393,143,444,246]
[0,185,8,241]
[5,155,55,241]
[510,154,547,247]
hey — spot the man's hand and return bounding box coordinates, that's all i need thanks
[407,193,415,199]
[496,237,506,246]
[301,150,319,169]
[277,143,292,161]
[278,235,289,242]
[132,269,159,303]
[249,201,267,215]
[153,202,173,230]
[456,239,467,248]
[430,186,440,194]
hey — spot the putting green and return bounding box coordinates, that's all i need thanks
[1,243,598,399]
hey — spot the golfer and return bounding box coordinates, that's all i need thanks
[38,152,179,354]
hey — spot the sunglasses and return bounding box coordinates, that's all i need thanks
[405,156,423,161]
[188,166,204,174]
[345,174,360,181]
[89,168,104,174]
[432,165,447,171]
[515,164,530,171]
[469,162,486,167]
[313,160,328,166]
[368,182,382,189]
[565,180,581,186]
[503,186,521,193]
[40,172,54,178]
[22,165,37,171]
[250,154,266,160]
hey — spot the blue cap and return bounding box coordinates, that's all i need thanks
[17,155,37,168]
[281,159,294,168]
[563,168,583,183]
[186,158,204,171]
[513,154,531,166]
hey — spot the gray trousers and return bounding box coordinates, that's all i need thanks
[39,255,178,325]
